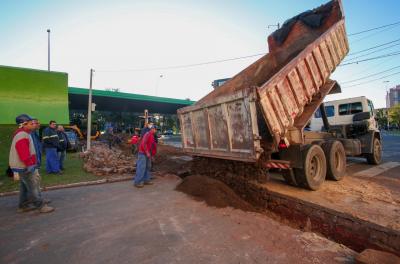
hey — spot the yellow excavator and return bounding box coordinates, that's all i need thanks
[64,125,101,140]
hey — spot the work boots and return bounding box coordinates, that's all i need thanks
[39,204,55,213]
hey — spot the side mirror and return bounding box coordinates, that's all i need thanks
[353,112,371,122]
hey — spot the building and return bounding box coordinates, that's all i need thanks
[0,65,195,132]
[386,85,400,108]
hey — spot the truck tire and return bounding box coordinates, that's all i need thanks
[294,144,327,191]
[366,137,382,165]
[322,141,346,181]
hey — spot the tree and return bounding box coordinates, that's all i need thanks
[389,104,400,127]
[375,108,388,128]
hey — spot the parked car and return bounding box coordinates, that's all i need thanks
[64,129,80,152]
[164,129,174,136]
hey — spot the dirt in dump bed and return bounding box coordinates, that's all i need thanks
[196,1,342,105]
[176,175,257,212]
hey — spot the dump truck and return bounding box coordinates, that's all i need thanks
[177,0,382,190]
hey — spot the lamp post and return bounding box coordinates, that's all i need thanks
[47,29,51,71]
[155,74,163,96]
[384,80,390,129]
[87,69,94,150]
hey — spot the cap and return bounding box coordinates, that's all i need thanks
[15,114,34,125]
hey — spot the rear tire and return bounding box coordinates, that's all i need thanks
[322,141,346,181]
[294,144,327,191]
[366,137,382,165]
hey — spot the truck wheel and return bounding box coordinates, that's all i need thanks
[294,144,327,191]
[366,138,382,165]
[322,141,346,181]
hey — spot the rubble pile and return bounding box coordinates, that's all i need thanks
[80,144,135,176]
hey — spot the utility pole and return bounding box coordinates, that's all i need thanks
[47,29,51,71]
[87,69,94,150]
[267,23,280,30]
[384,80,390,129]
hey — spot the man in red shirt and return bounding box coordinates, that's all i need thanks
[9,114,54,213]
[133,126,157,188]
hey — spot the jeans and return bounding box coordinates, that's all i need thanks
[19,169,43,208]
[58,150,66,170]
[46,148,60,173]
[134,153,151,184]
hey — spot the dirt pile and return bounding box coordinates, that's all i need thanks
[80,144,135,176]
[176,175,256,212]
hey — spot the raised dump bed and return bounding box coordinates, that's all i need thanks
[178,0,349,162]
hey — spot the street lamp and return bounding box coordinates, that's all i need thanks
[155,74,163,96]
[47,29,51,71]
[383,80,390,129]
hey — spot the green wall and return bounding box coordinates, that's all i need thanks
[0,65,69,124]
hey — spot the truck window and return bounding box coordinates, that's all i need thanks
[350,102,363,114]
[314,105,334,118]
[339,104,349,115]
[339,102,362,115]
[367,100,374,115]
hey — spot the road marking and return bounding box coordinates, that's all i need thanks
[353,162,400,177]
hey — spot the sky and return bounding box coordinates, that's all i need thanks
[1,0,400,108]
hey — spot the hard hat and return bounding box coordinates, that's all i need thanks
[15,114,34,125]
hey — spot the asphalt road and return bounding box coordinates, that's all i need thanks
[0,176,355,264]
[381,131,400,162]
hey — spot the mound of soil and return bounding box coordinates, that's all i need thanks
[176,175,256,212]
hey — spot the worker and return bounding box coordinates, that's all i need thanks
[140,122,158,143]
[130,130,140,156]
[31,118,51,204]
[57,125,70,171]
[105,127,114,149]
[42,120,61,174]
[133,125,157,188]
[9,114,54,213]
[31,118,42,167]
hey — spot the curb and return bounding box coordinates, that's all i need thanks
[0,176,132,197]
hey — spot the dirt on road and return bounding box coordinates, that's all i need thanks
[176,175,256,212]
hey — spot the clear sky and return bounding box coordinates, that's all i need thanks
[1,0,400,108]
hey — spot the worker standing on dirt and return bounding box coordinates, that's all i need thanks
[43,120,62,175]
[105,127,114,149]
[9,114,54,213]
[130,129,140,156]
[57,125,70,171]
[133,126,157,188]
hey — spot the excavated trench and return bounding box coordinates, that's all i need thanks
[174,156,400,257]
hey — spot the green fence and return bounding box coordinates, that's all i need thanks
[0,65,69,125]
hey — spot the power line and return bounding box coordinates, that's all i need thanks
[350,23,400,44]
[96,22,400,73]
[342,70,400,88]
[340,51,400,66]
[97,53,266,73]
[343,42,400,62]
[348,20,400,36]
[347,38,400,56]
[341,65,400,84]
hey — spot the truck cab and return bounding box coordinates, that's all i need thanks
[310,96,378,131]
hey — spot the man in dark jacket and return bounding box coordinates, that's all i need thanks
[42,120,61,174]
[57,125,70,171]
